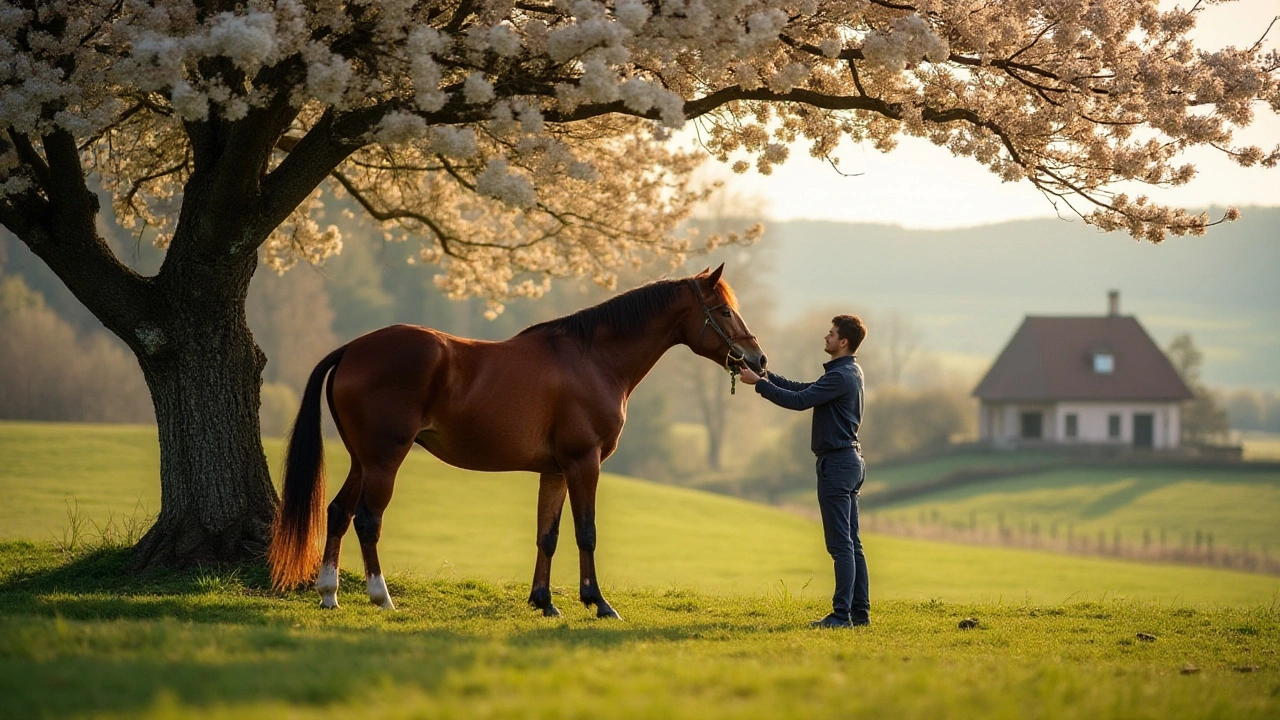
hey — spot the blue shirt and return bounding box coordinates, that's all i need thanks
[755,355,863,455]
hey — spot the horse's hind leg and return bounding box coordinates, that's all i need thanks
[529,473,568,617]
[354,466,399,610]
[317,462,362,609]
[566,460,621,619]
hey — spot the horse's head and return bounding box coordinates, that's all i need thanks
[684,264,767,374]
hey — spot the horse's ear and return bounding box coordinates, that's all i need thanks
[706,263,724,286]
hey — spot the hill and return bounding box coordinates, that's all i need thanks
[863,458,1280,552]
[3,421,1279,606]
[759,207,1280,389]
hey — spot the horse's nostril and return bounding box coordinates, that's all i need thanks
[760,354,768,369]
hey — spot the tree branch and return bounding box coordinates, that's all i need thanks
[5,129,151,336]
[6,130,52,192]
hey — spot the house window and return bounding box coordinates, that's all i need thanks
[1020,412,1043,439]
[1065,414,1078,438]
[1093,352,1115,374]
[1108,413,1121,439]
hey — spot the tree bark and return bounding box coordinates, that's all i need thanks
[131,294,277,570]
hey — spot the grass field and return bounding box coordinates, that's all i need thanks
[3,421,1280,718]
[2,542,1278,720]
[869,465,1280,553]
[860,449,1064,494]
[1243,432,1280,462]
[2,421,1279,606]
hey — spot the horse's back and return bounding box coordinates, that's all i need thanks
[329,324,589,473]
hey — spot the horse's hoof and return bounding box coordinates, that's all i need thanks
[367,574,395,610]
[543,605,561,618]
[597,606,622,620]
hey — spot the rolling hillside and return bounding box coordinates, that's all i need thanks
[759,206,1280,390]
[864,460,1280,552]
[3,421,1279,605]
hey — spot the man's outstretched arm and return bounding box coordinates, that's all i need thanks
[740,367,844,411]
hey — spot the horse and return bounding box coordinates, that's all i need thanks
[267,264,767,617]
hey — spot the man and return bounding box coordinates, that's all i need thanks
[738,315,868,628]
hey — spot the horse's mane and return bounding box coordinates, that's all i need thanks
[519,274,737,348]
[518,278,688,347]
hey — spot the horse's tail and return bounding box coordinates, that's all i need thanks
[268,345,347,591]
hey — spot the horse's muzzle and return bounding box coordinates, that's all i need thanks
[732,351,766,374]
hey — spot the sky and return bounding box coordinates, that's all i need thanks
[682,0,1280,228]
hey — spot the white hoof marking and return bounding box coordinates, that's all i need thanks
[316,562,339,608]
[367,574,395,610]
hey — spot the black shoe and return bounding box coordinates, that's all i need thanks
[850,612,870,627]
[810,613,853,629]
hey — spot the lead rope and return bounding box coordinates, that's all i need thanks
[725,350,744,394]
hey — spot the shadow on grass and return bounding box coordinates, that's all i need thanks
[0,540,785,718]
[0,625,479,718]
[0,540,285,622]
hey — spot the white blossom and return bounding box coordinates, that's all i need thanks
[375,111,428,144]
[408,26,450,56]
[615,0,651,32]
[205,11,278,72]
[170,81,209,121]
[305,50,353,105]
[463,72,495,104]
[580,57,621,103]
[488,24,522,57]
[0,0,1272,317]
[411,55,446,111]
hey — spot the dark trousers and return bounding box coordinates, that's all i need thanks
[816,449,869,620]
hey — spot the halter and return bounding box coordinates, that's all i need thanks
[688,280,755,391]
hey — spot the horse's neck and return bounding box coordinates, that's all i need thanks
[592,310,684,394]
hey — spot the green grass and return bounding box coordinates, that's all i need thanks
[859,448,1064,494]
[1243,432,1280,462]
[1,542,1278,720]
[871,466,1280,552]
[4,422,1280,718]
[3,421,1280,605]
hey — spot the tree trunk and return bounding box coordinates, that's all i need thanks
[130,298,277,571]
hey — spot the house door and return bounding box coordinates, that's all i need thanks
[1133,413,1154,448]
[1020,412,1043,440]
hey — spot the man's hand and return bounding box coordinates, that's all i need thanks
[738,366,764,385]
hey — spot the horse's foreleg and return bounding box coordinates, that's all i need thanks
[566,464,620,619]
[318,465,362,609]
[529,473,568,617]
[354,469,397,610]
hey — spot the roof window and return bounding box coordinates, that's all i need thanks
[1093,352,1115,374]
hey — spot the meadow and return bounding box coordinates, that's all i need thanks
[3,421,1280,718]
[867,464,1280,555]
[4,421,1279,605]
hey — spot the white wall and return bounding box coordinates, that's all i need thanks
[979,401,1182,449]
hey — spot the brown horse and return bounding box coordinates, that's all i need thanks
[268,264,766,617]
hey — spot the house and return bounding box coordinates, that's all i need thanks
[973,291,1193,450]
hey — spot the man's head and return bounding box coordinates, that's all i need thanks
[824,315,866,358]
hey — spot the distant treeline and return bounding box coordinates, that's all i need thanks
[2,202,983,489]
[1222,389,1280,434]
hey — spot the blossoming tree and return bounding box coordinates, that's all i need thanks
[2,0,1275,568]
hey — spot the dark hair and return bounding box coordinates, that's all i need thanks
[831,315,866,354]
[518,278,686,348]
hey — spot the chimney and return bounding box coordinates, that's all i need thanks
[1108,290,1120,316]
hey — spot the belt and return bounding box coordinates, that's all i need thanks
[817,442,861,456]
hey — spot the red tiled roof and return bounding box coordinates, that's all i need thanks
[972,315,1193,402]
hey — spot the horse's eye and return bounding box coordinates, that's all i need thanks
[721,310,732,318]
